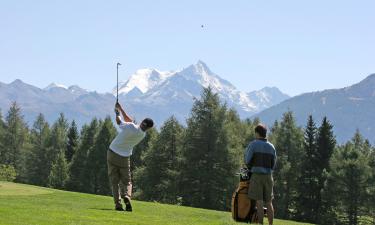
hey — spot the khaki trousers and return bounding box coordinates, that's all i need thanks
[107,149,132,208]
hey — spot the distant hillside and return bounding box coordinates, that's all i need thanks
[0,79,115,127]
[253,74,375,143]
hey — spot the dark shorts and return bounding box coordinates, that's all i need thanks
[248,173,274,203]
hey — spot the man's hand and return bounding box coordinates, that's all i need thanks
[114,102,133,123]
[115,102,122,110]
[114,108,120,116]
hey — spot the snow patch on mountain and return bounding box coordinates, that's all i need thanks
[248,87,290,110]
[44,83,68,90]
[116,68,176,95]
[68,85,89,95]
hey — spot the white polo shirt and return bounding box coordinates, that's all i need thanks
[109,121,145,157]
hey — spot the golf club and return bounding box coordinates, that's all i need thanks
[116,62,121,103]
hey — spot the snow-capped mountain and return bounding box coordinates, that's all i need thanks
[44,83,89,95]
[115,61,288,118]
[248,87,290,111]
[115,68,175,95]
[0,61,289,130]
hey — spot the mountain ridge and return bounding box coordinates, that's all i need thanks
[0,61,289,129]
[1,64,373,143]
[116,61,288,116]
[253,73,375,143]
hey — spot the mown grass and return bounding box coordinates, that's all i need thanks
[0,182,315,225]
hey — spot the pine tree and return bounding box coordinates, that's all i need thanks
[0,110,5,164]
[66,118,99,193]
[135,116,184,204]
[225,109,248,169]
[48,114,69,158]
[1,102,29,180]
[295,115,320,223]
[46,113,69,181]
[316,116,336,223]
[66,120,79,163]
[317,117,336,173]
[131,127,158,195]
[86,117,117,195]
[368,145,375,224]
[350,130,374,225]
[225,109,247,209]
[351,129,372,156]
[327,137,371,225]
[131,127,158,177]
[26,113,51,186]
[48,150,69,189]
[272,111,304,219]
[180,87,235,210]
[241,117,256,147]
[268,120,280,145]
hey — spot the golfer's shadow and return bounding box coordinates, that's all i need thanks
[89,207,114,211]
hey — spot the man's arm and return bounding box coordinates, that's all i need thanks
[119,107,133,123]
[272,150,277,170]
[115,102,133,123]
[244,143,254,167]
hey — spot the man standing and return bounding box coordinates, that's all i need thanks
[244,124,276,225]
[108,102,154,211]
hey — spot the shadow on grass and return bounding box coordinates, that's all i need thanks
[89,208,114,211]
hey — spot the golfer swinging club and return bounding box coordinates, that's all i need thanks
[107,102,154,211]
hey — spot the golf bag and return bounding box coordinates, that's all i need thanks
[231,168,262,223]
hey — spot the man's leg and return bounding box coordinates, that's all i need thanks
[248,174,264,224]
[266,201,274,225]
[264,174,274,225]
[108,163,123,209]
[107,151,123,210]
[119,157,132,211]
[256,200,264,224]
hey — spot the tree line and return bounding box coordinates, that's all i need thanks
[0,87,374,225]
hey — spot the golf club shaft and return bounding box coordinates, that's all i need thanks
[116,62,121,103]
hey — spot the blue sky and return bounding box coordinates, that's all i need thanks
[0,0,374,96]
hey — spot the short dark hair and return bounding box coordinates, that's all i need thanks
[255,124,267,138]
[142,118,154,128]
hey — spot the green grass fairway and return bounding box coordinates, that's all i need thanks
[0,182,315,225]
[0,182,52,196]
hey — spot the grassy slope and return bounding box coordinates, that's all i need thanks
[0,182,315,225]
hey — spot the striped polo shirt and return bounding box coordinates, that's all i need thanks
[244,138,277,174]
